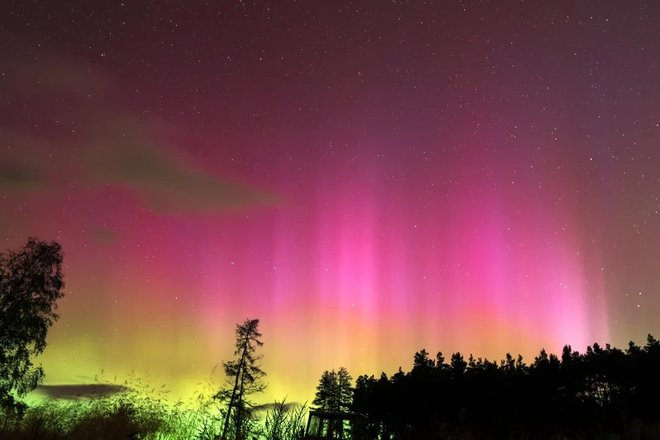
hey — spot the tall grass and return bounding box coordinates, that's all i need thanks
[260,398,308,440]
[0,368,308,440]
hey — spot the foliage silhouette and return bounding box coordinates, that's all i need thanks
[3,239,660,439]
[0,238,65,414]
[312,367,352,413]
[347,338,660,439]
[312,367,354,438]
[2,336,660,439]
[0,367,312,440]
[313,370,338,412]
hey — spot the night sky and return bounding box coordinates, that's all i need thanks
[1,0,659,404]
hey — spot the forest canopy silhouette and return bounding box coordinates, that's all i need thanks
[1,238,659,440]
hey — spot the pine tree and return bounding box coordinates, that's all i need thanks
[337,366,353,412]
[312,367,353,439]
[313,370,339,411]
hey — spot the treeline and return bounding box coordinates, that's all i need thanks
[316,337,660,439]
[4,238,660,439]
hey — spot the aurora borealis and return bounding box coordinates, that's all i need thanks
[1,0,659,405]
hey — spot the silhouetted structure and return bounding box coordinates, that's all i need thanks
[304,410,369,440]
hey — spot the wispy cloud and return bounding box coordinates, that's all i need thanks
[1,35,281,214]
[251,401,300,412]
[79,116,281,214]
[36,383,128,400]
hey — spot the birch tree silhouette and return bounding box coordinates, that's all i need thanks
[0,238,65,413]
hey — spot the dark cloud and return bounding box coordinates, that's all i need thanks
[1,116,280,213]
[35,383,128,400]
[0,132,50,191]
[80,116,281,214]
[90,226,121,243]
[0,160,42,191]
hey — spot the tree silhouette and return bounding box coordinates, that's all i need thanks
[312,367,352,413]
[311,367,353,438]
[336,367,353,412]
[313,369,339,412]
[215,318,266,440]
[0,238,65,413]
[334,337,660,439]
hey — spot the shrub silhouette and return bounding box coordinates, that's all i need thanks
[2,338,660,439]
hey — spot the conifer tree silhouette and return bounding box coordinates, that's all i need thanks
[215,318,265,440]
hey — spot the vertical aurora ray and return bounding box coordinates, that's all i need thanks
[18,141,614,406]
[3,0,658,415]
[2,83,614,407]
